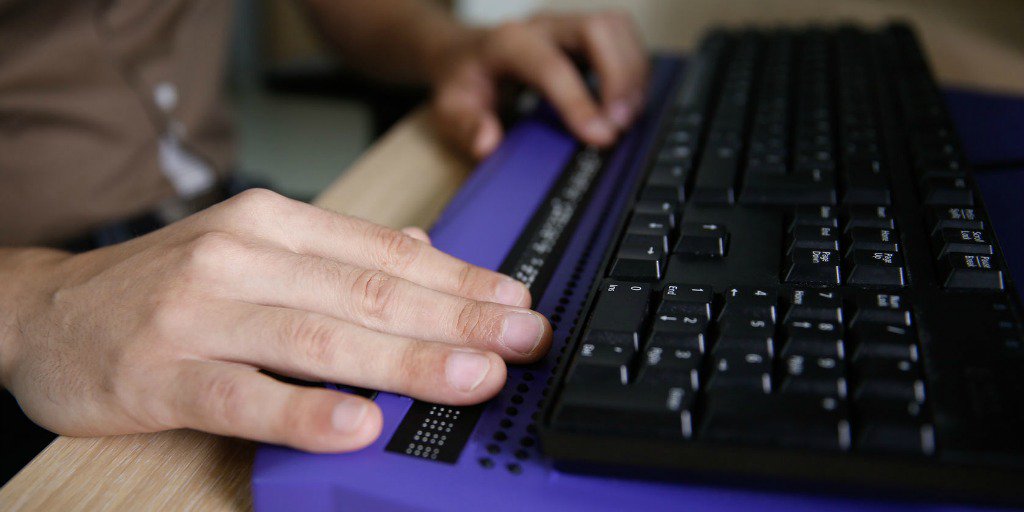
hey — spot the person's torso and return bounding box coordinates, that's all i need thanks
[0,0,235,246]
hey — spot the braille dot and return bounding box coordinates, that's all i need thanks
[506,463,523,475]
[493,431,507,441]
[516,383,529,393]
[526,424,538,435]
[479,457,494,469]
[511,394,523,405]
[523,372,535,382]
[514,449,529,460]
[505,407,519,416]
[520,437,535,447]
[500,419,513,429]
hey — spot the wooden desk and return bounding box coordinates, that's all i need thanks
[2,2,1022,509]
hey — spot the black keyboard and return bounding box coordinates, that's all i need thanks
[540,24,1024,504]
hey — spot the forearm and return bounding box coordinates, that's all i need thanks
[300,0,475,84]
[0,247,70,388]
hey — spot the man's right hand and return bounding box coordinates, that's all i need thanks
[0,189,551,452]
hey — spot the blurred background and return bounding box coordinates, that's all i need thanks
[229,0,1024,201]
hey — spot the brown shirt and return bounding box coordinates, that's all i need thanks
[0,0,235,246]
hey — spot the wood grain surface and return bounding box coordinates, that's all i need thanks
[1,2,1021,510]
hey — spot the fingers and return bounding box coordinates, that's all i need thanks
[432,64,504,158]
[400,226,431,244]
[481,22,616,147]
[170,359,382,452]
[270,199,532,309]
[536,12,649,129]
[215,248,550,361]
[200,304,508,405]
[210,191,531,309]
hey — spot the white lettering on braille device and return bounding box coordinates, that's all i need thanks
[666,285,678,295]
[581,343,595,357]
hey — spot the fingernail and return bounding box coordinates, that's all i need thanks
[499,310,544,355]
[331,400,369,434]
[473,124,500,157]
[584,118,616,143]
[607,100,633,128]
[445,350,491,392]
[494,278,528,307]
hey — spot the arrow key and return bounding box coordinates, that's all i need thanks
[675,223,729,259]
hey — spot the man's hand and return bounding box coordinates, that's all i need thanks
[431,11,649,158]
[0,190,551,452]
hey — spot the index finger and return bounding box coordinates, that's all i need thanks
[481,22,617,147]
[221,191,532,308]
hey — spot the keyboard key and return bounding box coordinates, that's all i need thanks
[844,205,894,231]
[855,398,935,456]
[852,293,912,327]
[789,225,840,251]
[921,176,973,205]
[554,383,696,438]
[939,254,1005,290]
[660,284,714,322]
[651,305,709,333]
[567,340,634,385]
[622,232,669,253]
[587,281,651,346]
[927,205,983,231]
[628,213,674,237]
[932,228,994,257]
[785,288,843,323]
[845,227,899,253]
[720,287,777,322]
[701,393,851,451]
[708,348,773,394]
[785,248,841,285]
[644,331,706,354]
[639,344,703,390]
[791,205,838,229]
[850,324,918,363]
[842,159,891,205]
[780,353,848,398]
[609,244,664,281]
[674,223,729,259]
[633,198,679,217]
[845,250,906,287]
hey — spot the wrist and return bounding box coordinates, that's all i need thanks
[0,248,71,388]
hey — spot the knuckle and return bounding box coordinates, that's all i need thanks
[199,372,248,427]
[222,188,287,225]
[391,343,425,389]
[454,264,478,296]
[453,301,500,344]
[376,227,422,274]
[290,315,341,368]
[352,269,398,323]
[148,294,194,342]
[232,187,282,210]
[180,231,243,279]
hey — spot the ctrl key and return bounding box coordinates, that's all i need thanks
[940,254,1004,290]
[552,383,696,438]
